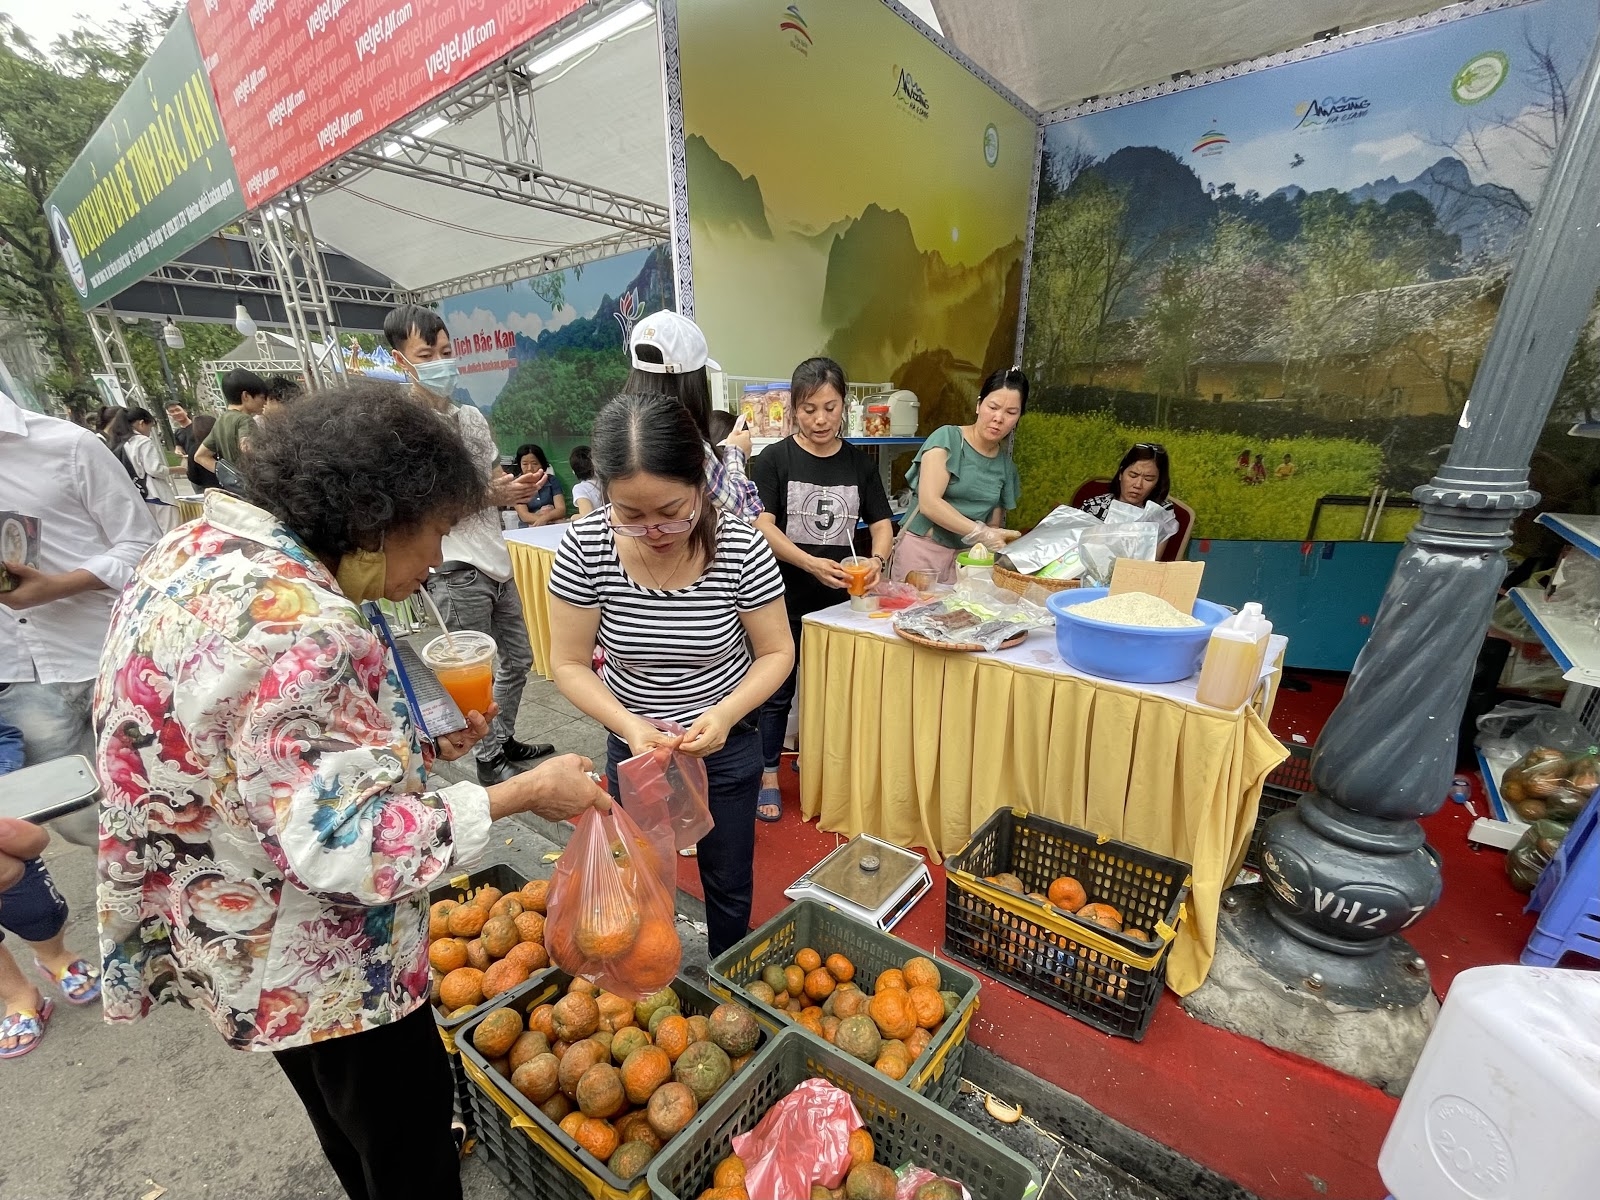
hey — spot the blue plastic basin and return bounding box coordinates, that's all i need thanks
[1045,587,1231,684]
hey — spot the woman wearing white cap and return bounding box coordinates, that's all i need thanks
[627,311,764,521]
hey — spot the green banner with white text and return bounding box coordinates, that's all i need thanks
[45,11,244,310]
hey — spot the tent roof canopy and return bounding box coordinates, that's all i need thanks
[928,0,1442,115]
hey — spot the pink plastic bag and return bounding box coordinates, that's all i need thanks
[616,721,714,852]
[544,804,681,1000]
[731,1078,861,1198]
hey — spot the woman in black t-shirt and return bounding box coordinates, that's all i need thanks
[751,358,894,821]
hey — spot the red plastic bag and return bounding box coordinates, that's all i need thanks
[731,1078,861,1198]
[544,804,681,1000]
[616,721,715,852]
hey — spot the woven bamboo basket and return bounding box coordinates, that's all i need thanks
[992,563,1081,599]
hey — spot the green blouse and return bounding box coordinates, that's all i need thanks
[903,425,1021,550]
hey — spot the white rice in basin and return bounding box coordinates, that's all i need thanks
[1067,592,1202,628]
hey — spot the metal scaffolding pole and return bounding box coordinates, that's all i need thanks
[1190,28,1600,1084]
[85,305,149,408]
[247,190,348,391]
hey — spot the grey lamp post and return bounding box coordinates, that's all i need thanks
[1189,32,1600,1081]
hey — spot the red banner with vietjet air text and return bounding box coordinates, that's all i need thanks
[187,0,585,209]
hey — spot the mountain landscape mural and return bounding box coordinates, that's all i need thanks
[1019,0,1600,542]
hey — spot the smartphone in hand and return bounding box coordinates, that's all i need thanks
[0,756,98,824]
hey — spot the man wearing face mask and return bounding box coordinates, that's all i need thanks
[383,305,553,785]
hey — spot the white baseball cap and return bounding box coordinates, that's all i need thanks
[629,310,721,374]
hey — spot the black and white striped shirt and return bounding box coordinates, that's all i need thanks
[548,510,786,725]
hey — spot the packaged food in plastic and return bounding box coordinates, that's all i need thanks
[1498,747,1599,823]
[870,580,920,611]
[730,1077,861,1199]
[893,582,1052,651]
[1544,545,1600,628]
[1506,818,1571,892]
[615,721,714,852]
[997,504,1101,575]
[895,1163,974,1200]
[543,803,682,999]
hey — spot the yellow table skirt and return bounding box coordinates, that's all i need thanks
[798,620,1288,995]
[507,540,557,681]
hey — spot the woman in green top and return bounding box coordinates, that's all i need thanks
[891,368,1027,584]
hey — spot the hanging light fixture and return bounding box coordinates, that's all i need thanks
[162,319,185,349]
[234,303,258,337]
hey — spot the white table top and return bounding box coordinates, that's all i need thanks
[503,524,570,552]
[803,601,1287,713]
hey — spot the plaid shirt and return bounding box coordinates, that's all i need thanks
[707,443,763,520]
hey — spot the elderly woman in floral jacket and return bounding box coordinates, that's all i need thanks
[93,381,608,1200]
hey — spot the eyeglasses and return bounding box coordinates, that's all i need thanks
[1133,442,1166,454]
[606,505,699,538]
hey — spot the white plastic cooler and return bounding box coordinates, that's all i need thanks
[1378,964,1600,1199]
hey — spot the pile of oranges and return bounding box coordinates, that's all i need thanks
[745,949,961,1082]
[472,977,761,1182]
[702,1124,890,1200]
[984,871,1155,942]
[429,880,552,1016]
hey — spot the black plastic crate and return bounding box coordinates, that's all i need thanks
[706,899,980,1107]
[648,1028,1041,1200]
[427,863,534,1140]
[1248,741,1314,871]
[456,970,769,1200]
[943,808,1191,1041]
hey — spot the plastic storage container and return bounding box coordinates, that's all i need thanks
[944,807,1191,1040]
[1378,964,1600,1200]
[1195,601,1273,709]
[1046,587,1231,684]
[864,405,892,437]
[707,898,981,1106]
[648,1028,1042,1200]
[887,388,920,435]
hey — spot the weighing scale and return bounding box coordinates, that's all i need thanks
[783,834,932,931]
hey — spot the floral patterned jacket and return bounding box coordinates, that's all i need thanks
[93,493,492,1051]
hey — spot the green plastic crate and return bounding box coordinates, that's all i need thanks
[708,899,980,1106]
[455,970,769,1200]
[648,1028,1041,1200]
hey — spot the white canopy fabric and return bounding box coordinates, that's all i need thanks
[304,10,665,297]
[928,0,1440,114]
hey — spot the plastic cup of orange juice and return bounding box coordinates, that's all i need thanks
[840,556,875,611]
[422,631,497,718]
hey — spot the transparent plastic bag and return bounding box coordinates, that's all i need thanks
[544,804,681,1000]
[616,721,713,853]
[1545,546,1600,627]
[894,581,1051,651]
[730,1077,861,1198]
[895,1164,974,1200]
[1498,748,1598,823]
[1506,818,1571,892]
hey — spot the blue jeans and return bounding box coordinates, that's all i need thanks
[607,724,762,958]
[756,621,803,773]
[0,680,98,845]
[0,710,70,946]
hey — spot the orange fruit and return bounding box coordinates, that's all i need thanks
[597,992,637,1033]
[520,879,551,912]
[848,1127,875,1169]
[511,1054,559,1103]
[783,965,806,998]
[560,1111,585,1140]
[513,911,547,946]
[428,900,458,940]
[473,886,504,911]
[822,1015,840,1043]
[568,977,601,998]
[541,1093,574,1123]
[429,937,468,973]
[558,1038,609,1099]
[875,1049,910,1080]
[646,1081,698,1139]
[473,1007,524,1059]
[505,940,549,974]
[619,1044,674,1105]
[481,915,520,959]
[490,894,526,920]
[901,956,940,991]
[613,917,681,994]
[905,1027,932,1059]
[908,985,944,1030]
[867,990,917,1041]
[576,1063,627,1119]
[510,1030,551,1071]
[825,954,855,983]
[482,957,531,1000]
[832,987,867,1020]
[685,1014,712,1045]
[874,968,906,992]
[530,1003,556,1040]
[795,948,822,973]
[447,904,489,937]
[803,968,836,1003]
[576,1117,619,1162]
[438,968,484,1011]
[617,1110,664,1151]
[799,1008,824,1035]
[654,1014,690,1061]
[552,993,601,1042]
[465,938,490,972]
[1048,876,1087,912]
[576,909,641,962]
[1078,903,1124,932]
[714,1156,747,1189]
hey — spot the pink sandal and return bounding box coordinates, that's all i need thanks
[0,998,55,1059]
[35,958,101,1006]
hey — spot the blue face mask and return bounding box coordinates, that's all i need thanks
[412,357,460,398]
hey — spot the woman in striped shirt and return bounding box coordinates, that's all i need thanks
[547,393,793,955]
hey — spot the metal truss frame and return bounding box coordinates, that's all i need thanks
[85,304,149,407]
[411,229,663,304]
[141,255,402,310]
[245,189,349,391]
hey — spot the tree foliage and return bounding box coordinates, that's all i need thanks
[0,6,176,407]
[489,348,630,451]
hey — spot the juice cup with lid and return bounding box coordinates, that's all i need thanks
[422,630,497,717]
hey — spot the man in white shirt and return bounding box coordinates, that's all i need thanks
[0,389,160,843]
[382,306,553,786]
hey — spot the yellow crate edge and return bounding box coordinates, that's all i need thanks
[949,870,1170,970]
[438,1024,458,1055]
[909,993,977,1092]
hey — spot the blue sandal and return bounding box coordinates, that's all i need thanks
[0,998,55,1059]
[756,786,783,823]
[36,957,101,1006]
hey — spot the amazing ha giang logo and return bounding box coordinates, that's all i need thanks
[779,5,811,55]
[1294,94,1372,131]
[892,64,930,120]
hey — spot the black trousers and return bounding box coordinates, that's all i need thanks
[274,1002,460,1200]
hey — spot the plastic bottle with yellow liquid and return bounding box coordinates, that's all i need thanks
[1195,602,1272,709]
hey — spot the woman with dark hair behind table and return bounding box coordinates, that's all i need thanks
[547,393,793,956]
[891,367,1027,585]
[93,380,610,1200]
[751,356,894,821]
[1081,443,1172,517]
[569,445,602,517]
[510,442,566,526]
